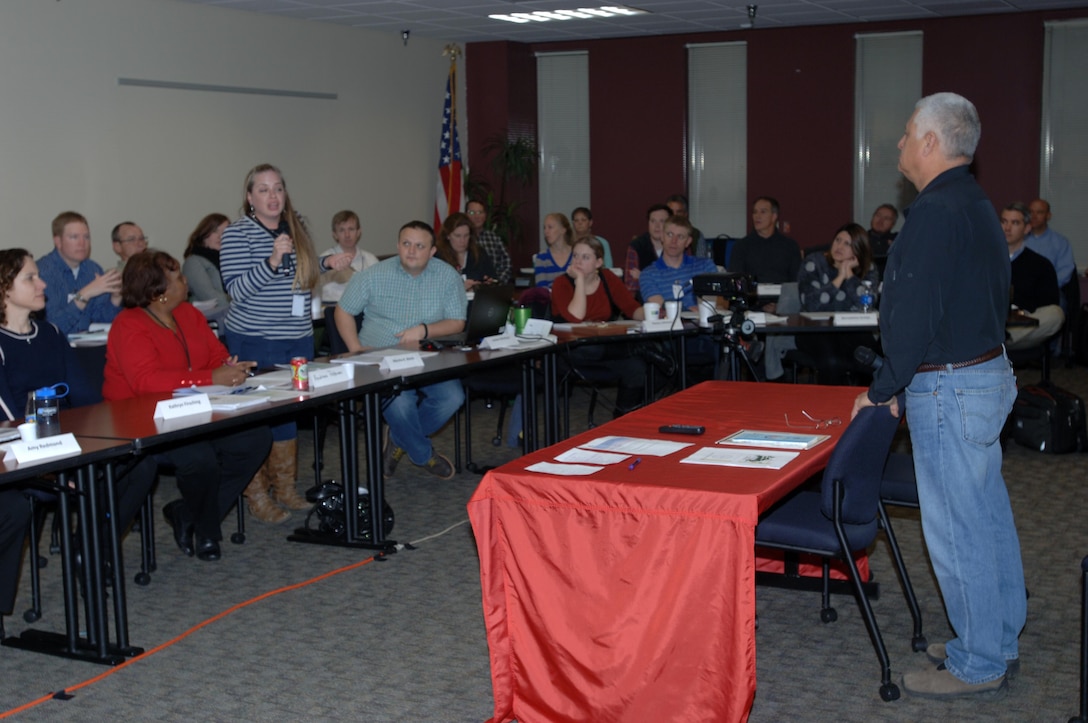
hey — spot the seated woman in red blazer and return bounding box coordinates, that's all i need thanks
[550,237,649,417]
[103,251,272,562]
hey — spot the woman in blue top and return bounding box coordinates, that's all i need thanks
[795,223,881,384]
[220,164,351,521]
[532,213,574,288]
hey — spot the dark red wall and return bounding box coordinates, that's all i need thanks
[466,9,1088,269]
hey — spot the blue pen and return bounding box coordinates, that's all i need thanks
[628,457,642,471]
[229,386,257,395]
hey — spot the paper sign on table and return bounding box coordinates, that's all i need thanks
[580,436,693,457]
[526,461,604,476]
[155,394,212,419]
[380,353,425,371]
[5,433,82,464]
[555,447,630,465]
[309,363,354,388]
[680,446,799,470]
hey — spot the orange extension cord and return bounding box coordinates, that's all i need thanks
[1,553,381,718]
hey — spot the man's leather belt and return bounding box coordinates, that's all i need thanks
[916,346,1003,373]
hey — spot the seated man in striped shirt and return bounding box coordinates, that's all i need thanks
[334,221,467,479]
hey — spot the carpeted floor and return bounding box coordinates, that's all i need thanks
[2,363,1087,722]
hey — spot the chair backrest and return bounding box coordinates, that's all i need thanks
[820,399,903,526]
[323,305,363,356]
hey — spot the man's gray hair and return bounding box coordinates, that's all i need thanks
[913,92,981,162]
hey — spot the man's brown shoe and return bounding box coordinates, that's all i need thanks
[416,452,454,480]
[926,643,1020,679]
[902,664,1007,700]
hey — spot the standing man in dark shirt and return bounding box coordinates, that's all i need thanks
[729,196,801,284]
[1003,202,1063,350]
[853,93,1022,700]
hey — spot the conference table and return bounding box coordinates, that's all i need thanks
[1,433,143,664]
[467,381,861,723]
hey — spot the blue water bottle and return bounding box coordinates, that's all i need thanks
[34,383,69,438]
[859,281,875,313]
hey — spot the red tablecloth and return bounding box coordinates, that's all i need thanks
[468,381,861,723]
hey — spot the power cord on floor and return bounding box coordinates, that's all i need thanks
[2,515,475,718]
[0,553,379,719]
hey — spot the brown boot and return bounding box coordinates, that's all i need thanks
[268,439,310,511]
[244,462,290,524]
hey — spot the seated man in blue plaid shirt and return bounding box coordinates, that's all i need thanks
[335,221,467,479]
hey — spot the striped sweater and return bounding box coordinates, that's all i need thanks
[220,215,312,340]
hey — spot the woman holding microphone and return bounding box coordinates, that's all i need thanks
[220,164,351,522]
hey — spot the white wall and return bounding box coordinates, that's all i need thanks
[0,0,462,265]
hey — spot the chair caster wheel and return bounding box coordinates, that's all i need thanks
[879,682,900,701]
[492,436,502,446]
[820,608,837,623]
[911,636,928,652]
[23,609,40,623]
[230,532,245,545]
[134,572,151,586]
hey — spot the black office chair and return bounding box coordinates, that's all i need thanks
[754,400,904,702]
[461,365,539,473]
[876,451,927,653]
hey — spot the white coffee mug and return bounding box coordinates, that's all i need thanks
[664,300,680,321]
[642,302,661,320]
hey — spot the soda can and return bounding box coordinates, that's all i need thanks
[291,356,309,391]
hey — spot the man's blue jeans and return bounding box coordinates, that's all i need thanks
[383,380,464,465]
[905,353,1024,684]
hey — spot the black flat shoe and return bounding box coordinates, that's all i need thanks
[195,538,221,562]
[162,500,195,557]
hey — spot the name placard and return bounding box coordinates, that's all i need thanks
[154,394,212,420]
[640,318,681,333]
[309,363,354,389]
[833,312,879,326]
[480,334,520,350]
[521,318,554,337]
[379,353,425,371]
[5,433,82,465]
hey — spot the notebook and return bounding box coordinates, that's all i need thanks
[430,284,514,347]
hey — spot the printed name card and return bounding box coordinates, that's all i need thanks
[309,363,354,389]
[154,394,213,420]
[521,318,554,337]
[5,433,82,464]
[640,318,681,333]
[379,353,425,371]
[833,312,879,326]
[480,334,520,350]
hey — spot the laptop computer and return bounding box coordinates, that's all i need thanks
[429,284,514,347]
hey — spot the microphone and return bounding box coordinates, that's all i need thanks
[854,346,883,371]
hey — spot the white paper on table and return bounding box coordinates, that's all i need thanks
[331,349,439,366]
[680,446,799,470]
[251,370,294,386]
[580,436,693,457]
[555,447,630,465]
[526,461,604,476]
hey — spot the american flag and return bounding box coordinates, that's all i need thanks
[434,66,463,230]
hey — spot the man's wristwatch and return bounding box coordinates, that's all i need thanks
[72,292,87,305]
